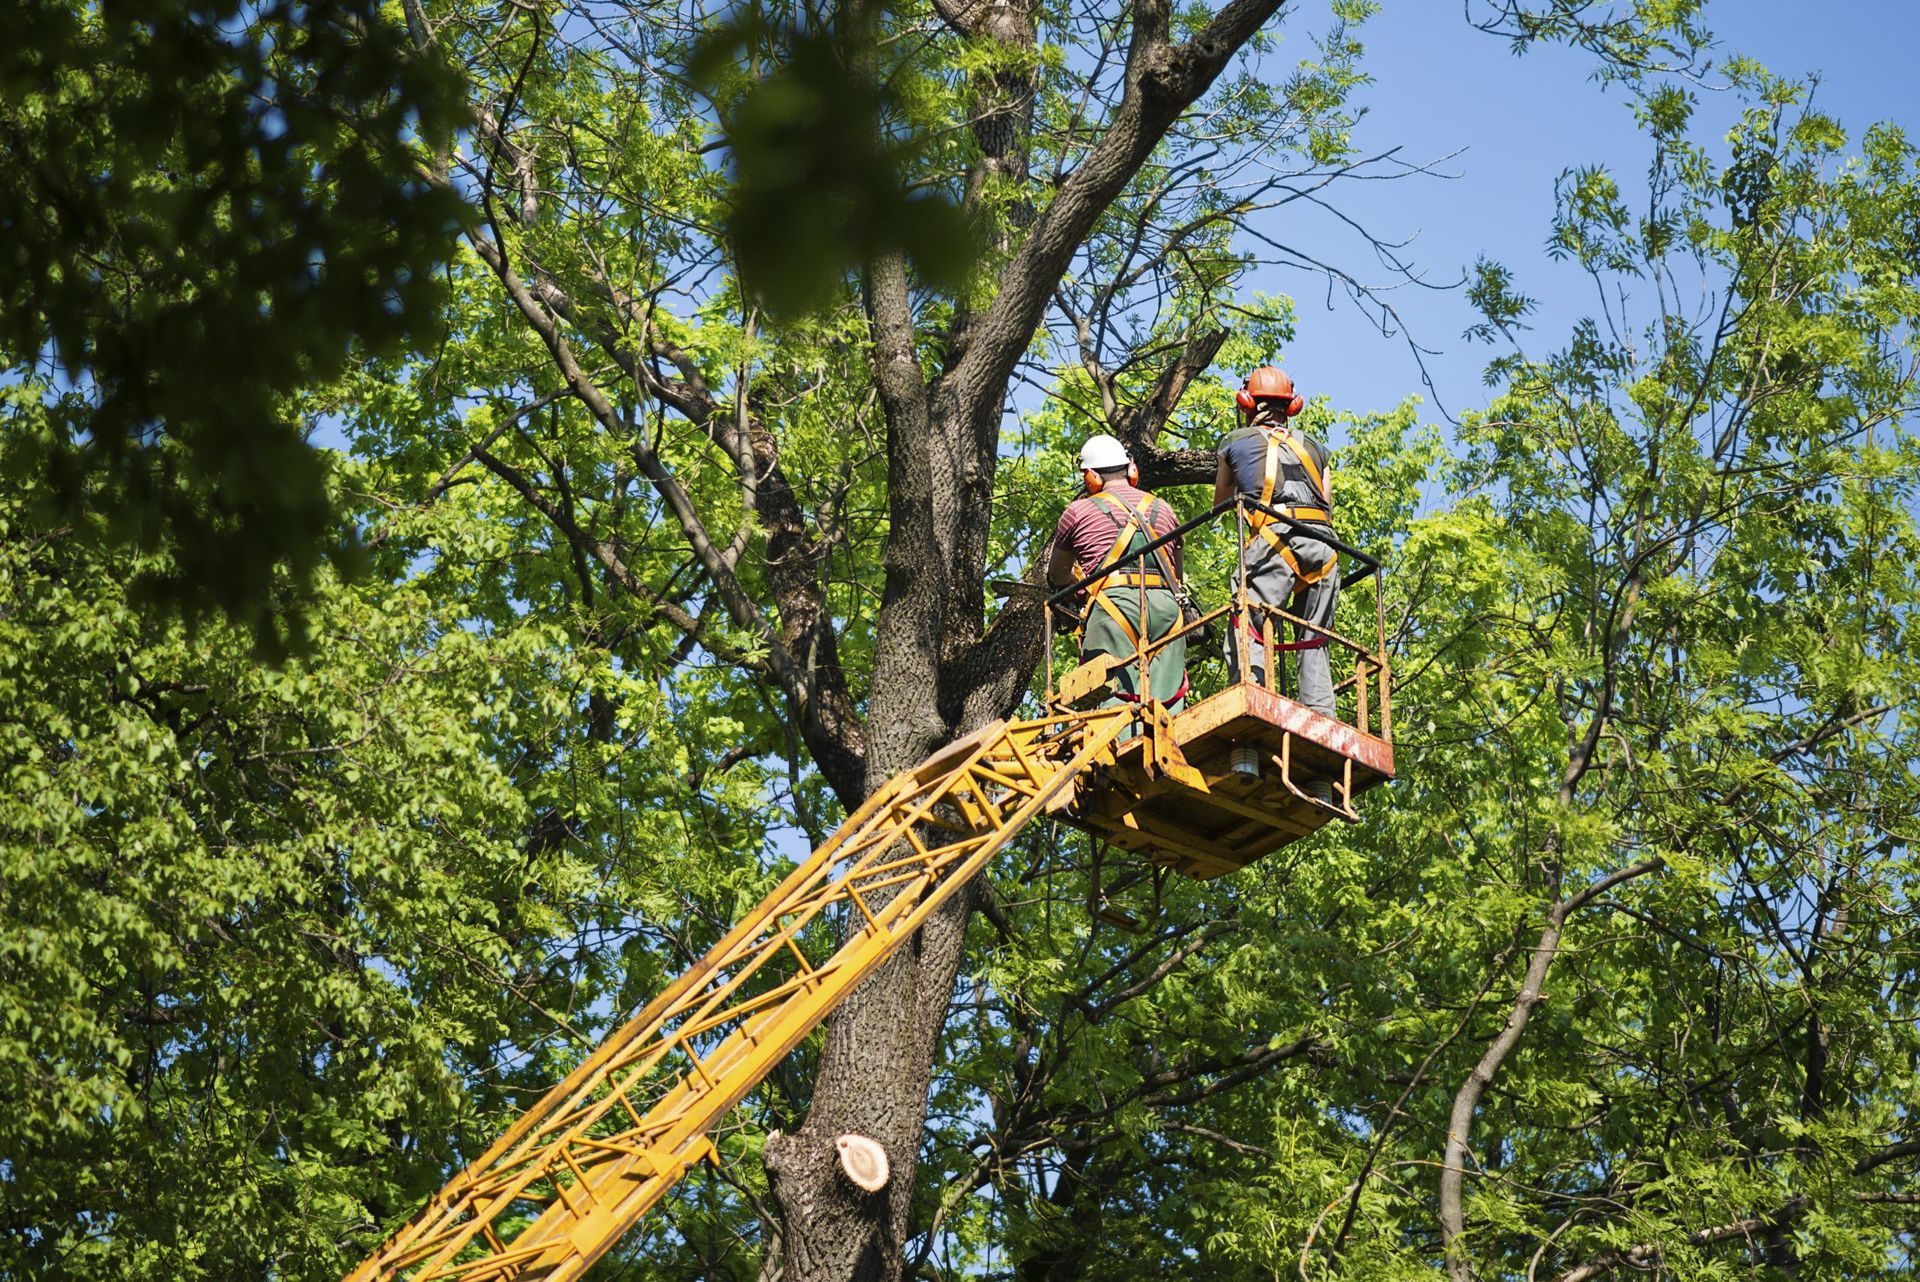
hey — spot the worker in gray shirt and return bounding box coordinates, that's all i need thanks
[1214,366,1340,720]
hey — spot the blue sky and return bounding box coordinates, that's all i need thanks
[329,4,1920,461]
[1268,0,1920,429]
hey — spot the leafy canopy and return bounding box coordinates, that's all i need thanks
[0,0,464,653]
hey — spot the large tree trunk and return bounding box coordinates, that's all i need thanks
[762,885,978,1280]
[436,0,1290,1272]
[757,3,1289,1276]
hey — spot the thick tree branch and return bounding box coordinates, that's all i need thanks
[945,559,1050,728]
[864,247,951,781]
[920,0,1287,705]
[1855,1137,1920,1175]
[1439,857,1666,1280]
[928,0,988,35]
[943,0,1286,417]
[1120,327,1230,486]
[465,228,868,800]
[1549,1198,1811,1282]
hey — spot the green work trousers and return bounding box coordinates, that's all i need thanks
[1081,585,1187,706]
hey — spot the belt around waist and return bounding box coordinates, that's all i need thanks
[1098,573,1172,588]
[1247,506,1332,527]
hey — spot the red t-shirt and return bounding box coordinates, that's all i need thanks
[1052,483,1179,581]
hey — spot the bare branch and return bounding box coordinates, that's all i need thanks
[1440,857,1666,1280]
[944,0,1289,421]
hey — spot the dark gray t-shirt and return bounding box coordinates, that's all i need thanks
[1219,421,1332,519]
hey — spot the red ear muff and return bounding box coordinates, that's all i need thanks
[1126,462,1140,486]
[1083,468,1104,492]
[1235,388,1257,415]
[1286,392,1304,417]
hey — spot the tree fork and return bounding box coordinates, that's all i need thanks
[761,3,1289,1273]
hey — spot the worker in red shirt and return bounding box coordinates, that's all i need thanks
[1048,434,1188,707]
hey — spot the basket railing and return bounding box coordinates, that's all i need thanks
[1042,497,1391,743]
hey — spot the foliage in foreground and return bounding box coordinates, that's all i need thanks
[0,437,783,1279]
[0,0,463,651]
[3,13,1920,1282]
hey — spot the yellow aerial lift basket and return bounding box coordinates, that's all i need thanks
[1043,495,1394,879]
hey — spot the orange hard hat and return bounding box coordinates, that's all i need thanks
[1237,366,1303,418]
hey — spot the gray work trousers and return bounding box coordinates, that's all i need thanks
[1229,531,1340,718]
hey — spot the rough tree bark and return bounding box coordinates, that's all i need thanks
[756,2,1291,1277]
[411,0,1292,1273]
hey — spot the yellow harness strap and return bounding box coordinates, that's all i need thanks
[1245,425,1336,586]
[1081,492,1165,648]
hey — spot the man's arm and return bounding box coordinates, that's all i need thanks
[1047,526,1078,588]
[1157,501,1185,579]
[1213,453,1235,507]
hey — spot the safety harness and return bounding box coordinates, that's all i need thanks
[1243,422,1336,586]
[1065,492,1187,704]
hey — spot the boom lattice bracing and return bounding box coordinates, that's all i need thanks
[345,708,1136,1282]
[348,498,1396,1282]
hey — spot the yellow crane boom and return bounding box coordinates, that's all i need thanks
[346,707,1135,1282]
[347,497,1399,1282]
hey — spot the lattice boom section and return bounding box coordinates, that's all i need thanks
[345,709,1132,1282]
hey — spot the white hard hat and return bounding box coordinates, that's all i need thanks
[1076,433,1131,472]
